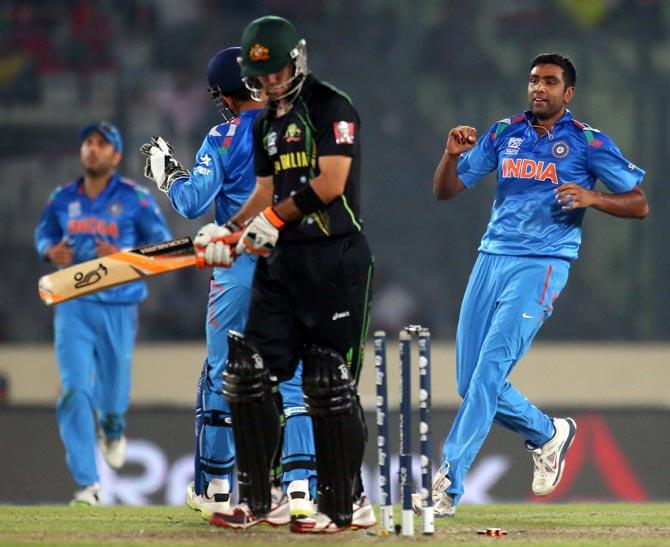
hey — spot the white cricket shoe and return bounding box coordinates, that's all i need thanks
[186,479,231,514]
[70,483,101,506]
[351,494,377,529]
[99,434,126,470]
[208,493,291,529]
[287,479,315,519]
[412,463,456,517]
[530,417,577,496]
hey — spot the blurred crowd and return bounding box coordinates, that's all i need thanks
[1,0,667,342]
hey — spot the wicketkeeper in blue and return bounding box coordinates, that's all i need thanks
[421,53,649,516]
[140,47,317,521]
[35,122,172,505]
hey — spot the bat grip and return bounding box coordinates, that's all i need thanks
[194,231,241,268]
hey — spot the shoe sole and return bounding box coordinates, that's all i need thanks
[350,516,377,530]
[289,500,314,519]
[210,516,289,530]
[209,510,290,530]
[289,523,347,534]
[535,418,577,496]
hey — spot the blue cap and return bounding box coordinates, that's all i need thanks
[207,47,244,95]
[79,121,123,153]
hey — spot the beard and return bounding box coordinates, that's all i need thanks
[83,164,111,178]
[530,99,563,121]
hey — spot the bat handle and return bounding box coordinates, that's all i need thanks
[194,231,241,268]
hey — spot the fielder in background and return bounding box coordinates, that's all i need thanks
[426,53,649,516]
[195,16,376,533]
[140,47,317,521]
[34,122,172,505]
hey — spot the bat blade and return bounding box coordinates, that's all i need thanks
[38,237,196,306]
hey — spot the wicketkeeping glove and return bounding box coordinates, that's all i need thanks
[139,136,189,193]
[235,207,285,257]
[193,222,241,268]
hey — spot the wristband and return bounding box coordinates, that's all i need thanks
[292,183,325,215]
[223,220,241,232]
[263,206,285,229]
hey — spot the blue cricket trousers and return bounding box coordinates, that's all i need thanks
[55,299,137,487]
[443,252,569,504]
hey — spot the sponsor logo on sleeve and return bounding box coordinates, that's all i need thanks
[265,130,278,156]
[504,137,523,155]
[333,121,355,144]
[194,153,212,175]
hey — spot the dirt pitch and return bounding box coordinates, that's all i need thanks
[1,503,669,546]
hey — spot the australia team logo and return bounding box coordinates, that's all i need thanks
[249,43,269,62]
[284,123,302,142]
[552,141,570,158]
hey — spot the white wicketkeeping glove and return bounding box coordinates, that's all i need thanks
[193,222,240,268]
[236,207,285,257]
[139,136,189,193]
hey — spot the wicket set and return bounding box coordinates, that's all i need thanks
[374,326,434,536]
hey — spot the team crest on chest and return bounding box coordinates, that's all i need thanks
[107,202,123,216]
[505,137,523,155]
[551,141,569,158]
[284,123,302,142]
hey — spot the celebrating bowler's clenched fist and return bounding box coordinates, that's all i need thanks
[446,126,477,156]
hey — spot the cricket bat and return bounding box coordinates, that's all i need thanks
[38,234,238,306]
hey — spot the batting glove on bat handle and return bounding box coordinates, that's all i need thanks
[193,222,241,268]
[140,136,189,193]
[235,207,285,257]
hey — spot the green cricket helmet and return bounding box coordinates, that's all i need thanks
[238,15,308,103]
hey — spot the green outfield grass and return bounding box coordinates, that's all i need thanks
[1,504,669,546]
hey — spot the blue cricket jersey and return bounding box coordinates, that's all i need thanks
[457,110,645,260]
[168,109,262,224]
[35,175,172,303]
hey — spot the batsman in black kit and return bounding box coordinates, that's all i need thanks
[194,16,375,533]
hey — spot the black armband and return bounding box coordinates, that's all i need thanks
[292,183,325,215]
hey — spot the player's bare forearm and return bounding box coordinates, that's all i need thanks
[433,153,466,201]
[230,177,274,227]
[555,184,649,219]
[434,126,474,201]
[274,155,351,222]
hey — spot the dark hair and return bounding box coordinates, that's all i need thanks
[227,87,252,102]
[530,53,576,88]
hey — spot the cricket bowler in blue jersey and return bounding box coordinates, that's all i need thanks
[140,47,316,522]
[422,53,649,516]
[35,122,172,505]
